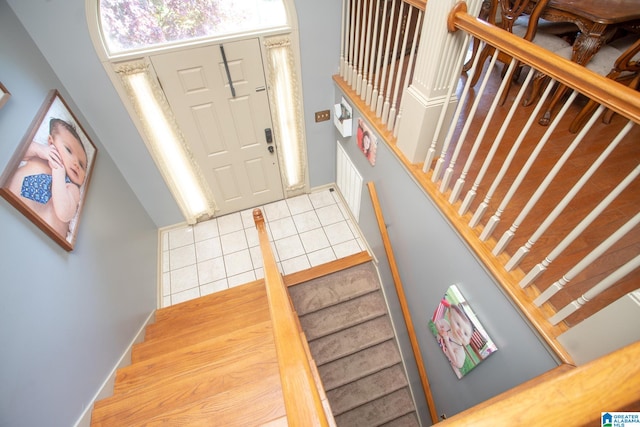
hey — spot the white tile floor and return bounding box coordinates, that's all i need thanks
[160,188,367,307]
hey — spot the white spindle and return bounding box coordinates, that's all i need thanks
[352,0,362,90]
[507,117,632,271]
[469,77,556,228]
[388,5,414,131]
[522,161,640,289]
[394,10,423,137]
[366,0,381,105]
[549,254,640,325]
[356,0,368,94]
[382,1,405,125]
[361,0,375,100]
[535,211,640,307]
[487,89,579,247]
[340,0,347,78]
[431,39,485,180]
[347,0,355,85]
[376,0,397,118]
[370,0,390,112]
[449,54,514,204]
[459,61,533,216]
[440,49,501,194]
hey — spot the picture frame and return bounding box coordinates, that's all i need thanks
[0,82,10,109]
[428,285,497,379]
[356,118,377,166]
[0,90,97,251]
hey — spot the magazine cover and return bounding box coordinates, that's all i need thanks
[428,285,497,379]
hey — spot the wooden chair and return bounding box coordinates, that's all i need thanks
[468,0,574,105]
[569,35,640,133]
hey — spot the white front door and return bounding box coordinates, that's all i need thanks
[151,38,284,216]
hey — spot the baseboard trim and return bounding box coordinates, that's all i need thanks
[74,310,155,427]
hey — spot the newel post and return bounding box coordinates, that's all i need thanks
[396,0,482,163]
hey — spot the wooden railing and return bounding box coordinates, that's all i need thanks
[252,209,331,427]
[336,0,640,365]
[437,340,640,426]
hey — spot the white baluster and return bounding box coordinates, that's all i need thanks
[462,67,534,219]
[470,73,556,227]
[382,1,405,125]
[388,5,414,131]
[351,0,362,90]
[365,0,381,105]
[521,162,640,288]
[340,0,347,78]
[441,48,501,196]
[488,89,579,248]
[347,0,355,85]
[549,254,640,325]
[534,211,640,306]
[507,116,632,271]
[395,10,423,138]
[356,0,368,94]
[377,0,397,118]
[448,52,507,204]
[370,0,389,112]
[360,0,374,100]
[431,38,484,180]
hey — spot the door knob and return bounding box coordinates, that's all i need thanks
[268,146,274,154]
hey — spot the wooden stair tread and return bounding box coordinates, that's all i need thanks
[132,306,270,363]
[92,345,280,425]
[92,370,285,427]
[154,279,265,323]
[146,280,267,339]
[115,321,274,394]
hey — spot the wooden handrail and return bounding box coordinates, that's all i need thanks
[447,1,640,124]
[367,182,439,425]
[253,209,329,427]
[404,0,427,12]
[437,340,640,426]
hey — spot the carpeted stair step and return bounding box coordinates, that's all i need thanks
[318,339,402,391]
[308,315,395,366]
[334,387,416,427]
[299,290,388,340]
[288,262,380,315]
[380,412,421,427]
[326,364,409,416]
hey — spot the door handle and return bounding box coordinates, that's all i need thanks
[220,44,236,98]
[268,146,274,154]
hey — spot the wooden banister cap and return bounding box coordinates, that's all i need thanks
[253,208,265,226]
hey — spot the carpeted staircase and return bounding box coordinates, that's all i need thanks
[288,260,420,427]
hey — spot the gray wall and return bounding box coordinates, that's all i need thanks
[297,0,343,188]
[336,90,559,420]
[0,2,159,426]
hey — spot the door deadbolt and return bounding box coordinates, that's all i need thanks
[265,128,273,143]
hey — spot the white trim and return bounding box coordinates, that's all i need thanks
[73,311,155,427]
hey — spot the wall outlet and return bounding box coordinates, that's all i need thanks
[315,110,331,122]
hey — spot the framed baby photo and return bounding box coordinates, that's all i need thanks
[0,89,97,251]
[428,285,497,379]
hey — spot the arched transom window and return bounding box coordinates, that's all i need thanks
[100,0,288,54]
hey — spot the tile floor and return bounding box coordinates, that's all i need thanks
[160,188,367,307]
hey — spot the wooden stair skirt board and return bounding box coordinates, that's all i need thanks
[90,280,287,427]
[288,259,421,427]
